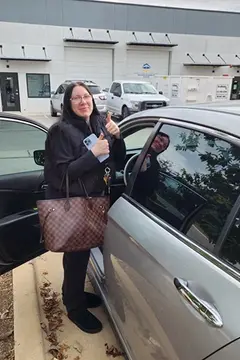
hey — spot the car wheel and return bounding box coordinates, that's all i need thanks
[50,103,57,117]
[122,106,129,119]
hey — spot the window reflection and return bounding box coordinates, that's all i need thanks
[5,77,16,107]
[132,124,240,251]
[26,74,51,98]
[221,213,240,270]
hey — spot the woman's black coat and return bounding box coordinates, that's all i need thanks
[44,112,126,199]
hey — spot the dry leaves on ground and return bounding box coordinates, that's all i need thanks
[105,343,125,358]
[40,279,70,359]
[0,272,14,360]
[40,272,124,359]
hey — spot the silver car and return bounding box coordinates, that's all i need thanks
[50,79,107,116]
[1,101,240,359]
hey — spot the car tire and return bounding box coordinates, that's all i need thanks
[50,103,57,117]
[122,106,130,119]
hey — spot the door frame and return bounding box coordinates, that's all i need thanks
[0,72,21,112]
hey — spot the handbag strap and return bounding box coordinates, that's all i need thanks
[61,168,89,199]
[77,177,89,198]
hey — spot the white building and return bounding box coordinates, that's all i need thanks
[0,0,240,113]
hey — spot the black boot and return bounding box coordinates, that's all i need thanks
[62,292,102,309]
[68,309,103,334]
[85,292,102,308]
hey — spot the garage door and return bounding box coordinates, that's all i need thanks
[126,49,169,83]
[64,47,113,88]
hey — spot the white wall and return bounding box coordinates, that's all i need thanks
[92,0,240,12]
[0,21,239,113]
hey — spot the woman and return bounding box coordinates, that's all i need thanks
[44,82,126,334]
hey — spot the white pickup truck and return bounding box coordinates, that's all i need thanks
[106,80,170,118]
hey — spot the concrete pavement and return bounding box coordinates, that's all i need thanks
[13,252,124,360]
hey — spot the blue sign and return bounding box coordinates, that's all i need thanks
[142,63,151,70]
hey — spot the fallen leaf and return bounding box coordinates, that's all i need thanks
[40,280,70,359]
[73,340,83,354]
[0,330,13,341]
[0,310,9,319]
[105,343,124,358]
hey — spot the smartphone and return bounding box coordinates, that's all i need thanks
[83,133,109,163]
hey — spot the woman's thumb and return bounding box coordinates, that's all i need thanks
[99,133,104,140]
[106,112,112,123]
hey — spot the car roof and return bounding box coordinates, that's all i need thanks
[1,101,240,138]
[114,80,150,84]
[64,80,98,85]
[122,101,240,139]
[0,112,51,131]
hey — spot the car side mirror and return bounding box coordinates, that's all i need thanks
[159,91,163,95]
[34,150,45,166]
[113,91,121,97]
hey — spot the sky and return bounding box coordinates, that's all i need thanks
[91,0,240,13]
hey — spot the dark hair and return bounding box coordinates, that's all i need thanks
[153,132,170,153]
[61,81,99,121]
[159,132,170,144]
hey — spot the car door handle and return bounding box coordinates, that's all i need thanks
[41,183,48,190]
[174,277,223,328]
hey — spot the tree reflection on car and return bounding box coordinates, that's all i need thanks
[147,171,207,232]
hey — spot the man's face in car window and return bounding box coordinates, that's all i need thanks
[151,134,169,154]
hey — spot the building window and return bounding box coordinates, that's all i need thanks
[26,74,51,98]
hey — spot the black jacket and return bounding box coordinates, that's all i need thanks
[44,114,126,199]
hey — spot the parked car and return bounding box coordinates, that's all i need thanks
[106,80,170,119]
[50,80,107,116]
[1,102,240,360]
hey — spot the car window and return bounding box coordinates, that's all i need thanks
[131,124,240,252]
[114,84,122,96]
[124,127,153,150]
[123,82,157,95]
[88,85,101,94]
[0,120,47,176]
[110,83,117,94]
[220,213,240,270]
[58,86,65,94]
[55,86,61,94]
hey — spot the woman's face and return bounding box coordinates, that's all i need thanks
[70,85,93,119]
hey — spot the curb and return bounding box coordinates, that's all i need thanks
[13,252,125,360]
[13,261,45,360]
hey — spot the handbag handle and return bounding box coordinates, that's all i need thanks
[60,169,90,211]
[65,170,89,199]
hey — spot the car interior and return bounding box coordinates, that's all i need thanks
[0,117,157,275]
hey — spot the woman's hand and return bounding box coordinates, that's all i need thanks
[140,154,151,172]
[105,112,121,139]
[91,133,109,157]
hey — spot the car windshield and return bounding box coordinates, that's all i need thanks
[123,82,157,95]
[88,85,101,94]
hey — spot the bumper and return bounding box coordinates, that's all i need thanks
[139,101,167,111]
[97,104,107,114]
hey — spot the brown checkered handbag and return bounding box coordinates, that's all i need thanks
[37,172,110,252]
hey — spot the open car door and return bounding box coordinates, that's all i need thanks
[89,115,159,284]
[0,115,48,275]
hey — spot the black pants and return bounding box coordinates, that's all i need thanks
[62,250,90,313]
